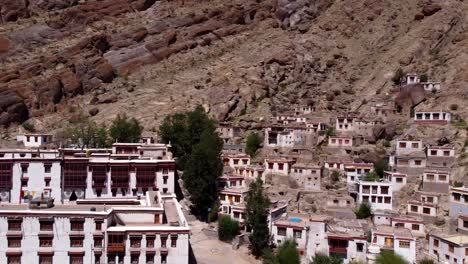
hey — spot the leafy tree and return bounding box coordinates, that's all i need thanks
[355,203,371,219]
[64,114,110,148]
[326,127,336,137]
[310,253,343,264]
[246,132,262,157]
[246,177,271,257]
[208,200,220,223]
[418,259,435,264]
[392,68,405,86]
[374,159,389,177]
[276,240,300,264]
[331,171,341,183]
[182,129,223,217]
[218,216,240,241]
[375,250,408,264]
[419,74,428,82]
[159,113,190,168]
[22,122,35,132]
[109,114,143,143]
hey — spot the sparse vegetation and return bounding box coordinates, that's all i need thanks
[419,73,428,82]
[331,171,341,183]
[22,122,35,132]
[63,113,110,148]
[392,68,405,86]
[450,104,459,111]
[109,114,143,143]
[382,140,391,148]
[364,171,380,181]
[218,216,240,241]
[326,127,336,137]
[374,159,389,177]
[310,253,343,264]
[355,203,371,219]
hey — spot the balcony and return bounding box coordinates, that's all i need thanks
[329,247,347,254]
[107,243,125,253]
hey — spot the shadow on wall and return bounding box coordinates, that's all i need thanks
[189,243,198,264]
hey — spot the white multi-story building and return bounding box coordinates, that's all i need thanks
[370,226,416,264]
[345,163,373,184]
[222,153,251,168]
[264,124,316,148]
[428,233,468,264]
[421,169,450,194]
[0,142,176,205]
[391,216,425,237]
[264,157,294,176]
[328,136,353,148]
[356,179,393,211]
[0,191,190,264]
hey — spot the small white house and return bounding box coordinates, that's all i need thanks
[414,111,451,124]
[429,233,468,264]
[328,136,353,148]
[407,200,437,217]
[345,163,373,184]
[371,226,416,264]
[16,134,52,148]
[394,140,424,155]
[264,158,294,176]
[391,216,425,237]
[383,171,407,192]
[449,187,468,218]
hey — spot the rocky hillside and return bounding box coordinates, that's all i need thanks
[0,0,467,134]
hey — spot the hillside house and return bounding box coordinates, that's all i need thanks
[217,122,242,144]
[325,193,356,209]
[450,187,468,218]
[218,175,246,189]
[328,136,353,148]
[222,153,251,168]
[16,134,53,148]
[355,179,393,211]
[426,145,455,168]
[390,140,427,171]
[458,215,468,234]
[372,210,396,226]
[383,171,407,192]
[407,199,438,218]
[272,213,311,256]
[370,226,416,264]
[264,124,315,148]
[335,113,360,132]
[290,163,322,191]
[391,216,425,237]
[405,73,420,84]
[218,187,249,224]
[326,220,368,263]
[414,111,451,124]
[264,157,295,176]
[417,191,441,205]
[422,81,441,92]
[394,140,424,155]
[422,169,450,194]
[233,165,264,181]
[345,163,373,184]
[324,157,353,171]
[371,103,396,119]
[428,233,468,264]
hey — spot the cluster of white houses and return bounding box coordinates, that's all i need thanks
[0,134,189,264]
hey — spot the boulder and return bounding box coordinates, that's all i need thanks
[88,107,99,116]
[422,4,442,17]
[0,36,11,54]
[414,12,425,21]
[59,69,82,96]
[94,61,114,83]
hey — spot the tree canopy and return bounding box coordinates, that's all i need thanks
[218,216,240,241]
[245,132,262,157]
[263,240,300,264]
[63,113,110,148]
[355,203,372,219]
[159,106,223,218]
[374,159,389,177]
[246,177,271,257]
[109,114,143,143]
[375,250,408,264]
[310,253,343,264]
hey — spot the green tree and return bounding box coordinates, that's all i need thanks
[182,129,223,217]
[218,216,240,241]
[276,239,300,264]
[374,159,389,177]
[159,113,190,168]
[392,68,405,86]
[418,259,435,264]
[419,74,428,82]
[355,203,371,219]
[208,200,220,223]
[364,171,380,182]
[326,127,336,137]
[246,132,262,157]
[331,171,341,183]
[64,114,110,148]
[310,253,343,264]
[375,250,408,264]
[246,177,271,257]
[109,114,143,143]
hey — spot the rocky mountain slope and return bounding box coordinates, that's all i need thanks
[1,0,467,139]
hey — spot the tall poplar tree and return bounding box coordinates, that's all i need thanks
[246,177,271,257]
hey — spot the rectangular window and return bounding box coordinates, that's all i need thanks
[464,221,468,229]
[438,175,447,182]
[8,237,21,247]
[399,241,410,248]
[426,174,435,181]
[454,193,461,201]
[423,207,431,214]
[70,256,83,264]
[71,221,84,231]
[70,236,84,247]
[40,236,53,247]
[39,255,53,264]
[443,151,450,156]
[412,224,419,231]
[131,254,139,264]
[7,256,21,264]
[430,150,437,156]
[95,221,102,231]
[40,220,54,231]
[414,160,422,166]
[94,237,102,248]
[44,164,52,173]
[161,236,168,248]
[130,237,141,248]
[399,142,406,148]
[412,143,419,149]
[8,220,22,231]
[449,245,454,253]
[277,227,287,236]
[171,235,178,247]
[293,230,302,239]
[411,205,418,212]
[434,239,439,247]
[146,236,155,248]
[356,243,364,252]
[278,163,284,170]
